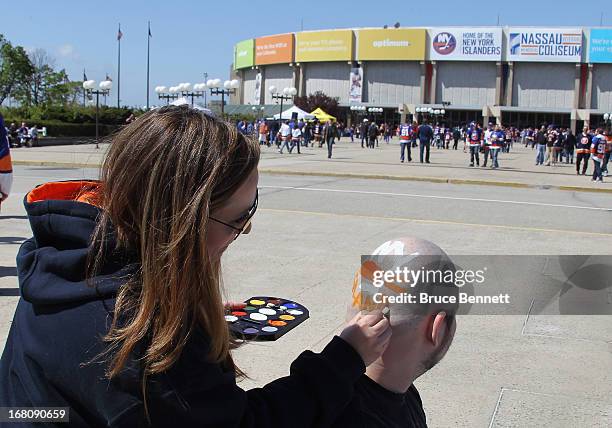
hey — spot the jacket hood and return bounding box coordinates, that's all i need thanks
[17,181,137,306]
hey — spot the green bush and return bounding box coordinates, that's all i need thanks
[0,105,144,125]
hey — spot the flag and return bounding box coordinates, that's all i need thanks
[148,22,152,38]
[117,25,123,41]
[83,70,88,81]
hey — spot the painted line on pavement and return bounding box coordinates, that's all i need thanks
[259,185,612,212]
[259,208,612,237]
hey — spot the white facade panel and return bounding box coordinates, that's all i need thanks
[436,62,496,106]
[263,64,294,104]
[303,62,351,104]
[512,63,575,109]
[242,69,258,105]
[364,61,421,106]
[591,64,612,111]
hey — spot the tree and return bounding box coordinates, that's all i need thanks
[0,35,35,106]
[294,91,340,118]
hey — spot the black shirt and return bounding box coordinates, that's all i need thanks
[335,375,427,427]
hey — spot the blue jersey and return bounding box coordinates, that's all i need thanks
[399,124,411,140]
[468,128,482,146]
[490,130,505,148]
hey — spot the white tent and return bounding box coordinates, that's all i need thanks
[272,105,315,121]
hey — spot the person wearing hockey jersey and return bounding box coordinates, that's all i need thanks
[591,129,607,182]
[467,124,483,167]
[399,122,412,163]
[0,113,12,210]
[576,127,592,175]
[489,124,505,169]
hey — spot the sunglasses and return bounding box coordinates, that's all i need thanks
[209,188,258,241]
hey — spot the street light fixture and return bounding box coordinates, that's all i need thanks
[82,79,112,149]
[176,82,207,106]
[270,86,297,151]
[208,78,239,116]
[155,86,180,104]
[252,105,265,121]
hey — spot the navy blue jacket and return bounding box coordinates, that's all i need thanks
[0,181,366,427]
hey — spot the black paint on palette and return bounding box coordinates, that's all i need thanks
[225,296,309,341]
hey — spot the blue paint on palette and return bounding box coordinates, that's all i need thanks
[284,302,299,309]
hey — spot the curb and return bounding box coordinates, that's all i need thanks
[13,160,101,169]
[13,160,612,194]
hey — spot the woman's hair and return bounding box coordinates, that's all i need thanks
[88,105,259,382]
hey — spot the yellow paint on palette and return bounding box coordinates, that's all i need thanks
[249,299,266,306]
[279,315,295,321]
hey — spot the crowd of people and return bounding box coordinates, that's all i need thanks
[241,116,611,183]
[3,121,40,148]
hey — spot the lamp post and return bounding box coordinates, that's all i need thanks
[350,105,367,124]
[208,78,239,117]
[252,105,265,122]
[270,86,298,152]
[83,79,112,149]
[270,86,297,122]
[177,82,207,106]
[368,107,383,122]
[154,86,180,104]
[203,72,208,108]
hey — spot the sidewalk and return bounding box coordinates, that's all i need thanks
[9,138,612,193]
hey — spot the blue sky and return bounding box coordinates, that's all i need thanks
[1,0,609,107]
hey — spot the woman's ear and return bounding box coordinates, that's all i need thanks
[430,311,448,347]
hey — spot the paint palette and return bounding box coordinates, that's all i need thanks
[225,296,309,341]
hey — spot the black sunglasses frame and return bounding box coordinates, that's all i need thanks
[209,188,258,240]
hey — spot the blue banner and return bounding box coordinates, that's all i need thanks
[589,29,612,63]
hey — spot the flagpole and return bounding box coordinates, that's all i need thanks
[83,69,86,107]
[146,21,151,109]
[117,23,121,108]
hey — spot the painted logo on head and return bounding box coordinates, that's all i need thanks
[433,32,457,55]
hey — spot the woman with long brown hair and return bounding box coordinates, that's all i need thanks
[0,105,391,427]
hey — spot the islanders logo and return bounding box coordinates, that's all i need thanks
[433,32,457,55]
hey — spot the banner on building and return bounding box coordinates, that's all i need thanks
[295,30,353,62]
[234,39,255,69]
[506,28,583,62]
[589,29,612,63]
[254,72,262,105]
[428,28,502,61]
[349,67,363,103]
[357,29,426,61]
[255,33,294,65]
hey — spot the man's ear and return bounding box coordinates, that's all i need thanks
[430,311,448,347]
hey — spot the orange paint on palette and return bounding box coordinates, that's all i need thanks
[269,320,287,327]
[232,311,247,317]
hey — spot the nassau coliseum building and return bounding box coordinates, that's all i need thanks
[228,27,612,131]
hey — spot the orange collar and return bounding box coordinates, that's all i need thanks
[27,181,102,207]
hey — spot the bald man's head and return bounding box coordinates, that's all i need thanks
[352,237,459,320]
[349,237,458,377]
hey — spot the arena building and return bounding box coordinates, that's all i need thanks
[228,27,612,131]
